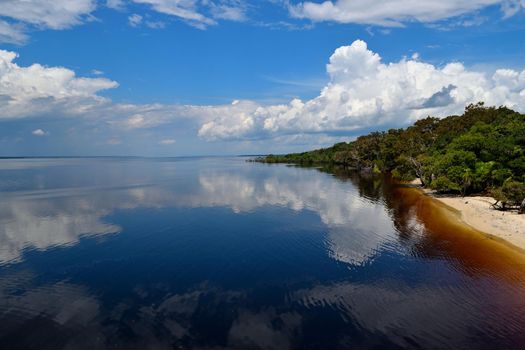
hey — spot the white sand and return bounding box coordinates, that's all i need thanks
[409,178,525,251]
[432,195,525,250]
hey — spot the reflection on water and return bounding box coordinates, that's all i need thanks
[0,157,524,349]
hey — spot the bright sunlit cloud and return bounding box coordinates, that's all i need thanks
[1,40,524,150]
[197,40,525,140]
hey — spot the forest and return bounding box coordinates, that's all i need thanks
[257,103,525,212]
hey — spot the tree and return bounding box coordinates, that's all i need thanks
[258,103,525,208]
[491,180,525,211]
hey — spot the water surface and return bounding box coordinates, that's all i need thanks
[0,157,524,349]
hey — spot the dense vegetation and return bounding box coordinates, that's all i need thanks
[258,103,525,212]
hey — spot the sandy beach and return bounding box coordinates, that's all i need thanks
[410,179,525,251]
[434,195,525,249]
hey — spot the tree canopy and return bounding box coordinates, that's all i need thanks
[257,103,525,211]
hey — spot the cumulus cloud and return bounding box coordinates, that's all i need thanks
[289,0,525,26]
[197,40,525,140]
[0,49,118,120]
[197,100,262,140]
[160,138,176,145]
[1,42,524,147]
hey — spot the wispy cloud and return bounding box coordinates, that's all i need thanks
[288,0,524,26]
[0,0,250,44]
[0,0,96,43]
[1,0,522,45]
[106,0,125,10]
[159,139,176,145]
[128,14,143,27]
[0,19,28,44]
[262,75,326,88]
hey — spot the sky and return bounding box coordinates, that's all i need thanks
[0,0,524,156]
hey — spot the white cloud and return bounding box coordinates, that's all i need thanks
[160,138,176,145]
[0,49,118,120]
[211,6,246,21]
[208,1,248,22]
[0,0,521,46]
[32,128,47,136]
[131,0,248,28]
[197,40,525,140]
[2,42,524,148]
[289,0,525,26]
[0,19,28,44]
[501,0,525,17]
[127,13,166,29]
[0,0,248,44]
[132,0,216,28]
[197,100,261,140]
[0,0,96,29]
[128,14,143,27]
[106,0,125,10]
[110,110,167,129]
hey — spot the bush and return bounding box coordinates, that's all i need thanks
[502,180,525,207]
[491,180,525,210]
[431,176,461,192]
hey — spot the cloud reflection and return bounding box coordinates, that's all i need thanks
[0,160,395,266]
[2,159,525,348]
[194,169,396,265]
[0,197,120,263]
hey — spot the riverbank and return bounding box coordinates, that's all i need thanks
[433,195,525,251]
[409,179,525,252]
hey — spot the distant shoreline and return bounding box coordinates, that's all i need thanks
[0,155,256,160]
[409,179,525,252]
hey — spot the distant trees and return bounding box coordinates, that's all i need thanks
[257,103,525,213]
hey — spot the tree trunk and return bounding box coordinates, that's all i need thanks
[408,156,426,187]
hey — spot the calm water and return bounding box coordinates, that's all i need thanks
[1,157,524,349]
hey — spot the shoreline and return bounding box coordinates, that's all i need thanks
[409,179,525,252]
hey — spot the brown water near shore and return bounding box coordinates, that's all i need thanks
[326,164,525,287]
[392,183,525,286]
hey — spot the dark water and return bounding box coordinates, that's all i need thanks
[1,157,524,349]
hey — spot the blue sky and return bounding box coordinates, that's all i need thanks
[0,0,524,156]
